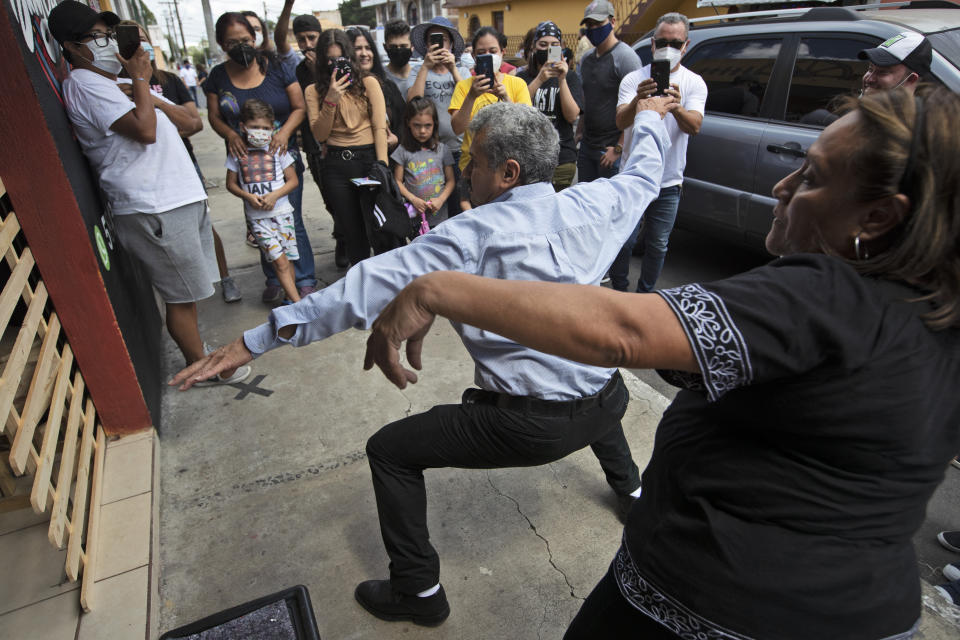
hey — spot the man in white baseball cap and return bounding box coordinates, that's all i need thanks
[858,31,932,96]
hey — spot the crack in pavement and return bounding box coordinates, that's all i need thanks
[486,472,585,601]
[547,462,567,489]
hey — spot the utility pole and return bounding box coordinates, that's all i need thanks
[263,1,269,24]
[161,0,187,56]
[200,0,219,63]
[165,11,180,60]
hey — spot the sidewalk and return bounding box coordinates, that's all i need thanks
[154,126,960,638]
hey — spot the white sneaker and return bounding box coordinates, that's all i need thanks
[945,562,960,582]
[192,365,252,387]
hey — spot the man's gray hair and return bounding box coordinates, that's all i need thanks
[656,12,690,39]
[468,103,559,185]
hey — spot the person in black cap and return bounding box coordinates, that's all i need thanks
[49,1,251,387]
[859,31,931,96]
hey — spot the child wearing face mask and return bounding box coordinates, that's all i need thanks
[225,99,302,304]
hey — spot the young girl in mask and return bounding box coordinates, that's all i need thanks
[225,99,301,304]
[206,11,319,305]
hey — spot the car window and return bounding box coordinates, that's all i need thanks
[928,28,960,69]
[683,38,781,117]
[784,37,873,125]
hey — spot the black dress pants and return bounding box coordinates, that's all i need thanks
[321,145,376,265]
[365,373,640,594]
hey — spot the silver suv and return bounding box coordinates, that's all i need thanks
[632,4,960,252]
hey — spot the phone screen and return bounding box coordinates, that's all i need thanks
[116,25,141,59]
[429,33,444,50]
[547,44,561,64]
[475,53,495,85]
[651,59,671,96]
[334,57,352,82]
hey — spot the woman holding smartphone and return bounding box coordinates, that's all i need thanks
[517,21,584,191]
[306,29,389,266]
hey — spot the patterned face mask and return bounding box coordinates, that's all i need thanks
[246,128,272,148]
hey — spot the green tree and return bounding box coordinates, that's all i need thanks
[139,0,157,25]
[338,0,375,27]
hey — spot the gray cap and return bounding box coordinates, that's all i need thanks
[581,0,615,24]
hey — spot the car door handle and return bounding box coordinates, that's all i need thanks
[766,142,807,158]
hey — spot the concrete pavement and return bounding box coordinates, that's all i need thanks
[153,125,960,638]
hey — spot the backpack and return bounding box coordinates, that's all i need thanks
[360,161,417,244]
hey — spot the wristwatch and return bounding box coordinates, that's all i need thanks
[614,144,623,154]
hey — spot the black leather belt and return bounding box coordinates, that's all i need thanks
[327,144,374,161]
[462,371,622,417]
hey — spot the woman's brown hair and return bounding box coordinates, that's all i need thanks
[845,85,960,330]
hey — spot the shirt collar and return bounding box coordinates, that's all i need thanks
[491,182,555,204]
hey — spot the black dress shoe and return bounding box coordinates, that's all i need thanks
[355,579,450,626]
[334,239,348,269]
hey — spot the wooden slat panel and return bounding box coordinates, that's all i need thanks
[31,342,72,512]
[0,209,20,259]
[49,373,85,549]
[79,427,105,612]
[66,398,96,581]
[0,282,47,457]
[0,247,34,340]
[11,310,60,475]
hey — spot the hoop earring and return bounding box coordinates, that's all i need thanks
[854,233,869,261]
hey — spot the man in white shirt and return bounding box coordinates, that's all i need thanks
[178,59,199,102]
[48,0,250,386]
[610,12,707,293]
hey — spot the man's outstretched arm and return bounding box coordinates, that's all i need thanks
[365,271,696,389]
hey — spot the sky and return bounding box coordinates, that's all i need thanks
[142,0,341,49]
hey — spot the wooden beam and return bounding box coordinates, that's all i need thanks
[31,342,73,512]
[49,373,85,549]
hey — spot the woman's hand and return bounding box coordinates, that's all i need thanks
[269,130,289,155]
[469,75,492,98]
[117,46,152,83]
[326,72,351,104]
[436,49,456,71]
[387,130,399,148]
[492,77,509,101]
[228,131,247,159]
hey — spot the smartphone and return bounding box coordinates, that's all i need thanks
[547,44,561,64]
[429,32,444,51]
[475,53,495,86]
[116,24,141,59]
[333,57,352,82]
[651,59,671,96]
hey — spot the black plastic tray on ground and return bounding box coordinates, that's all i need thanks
[159,584,320,640]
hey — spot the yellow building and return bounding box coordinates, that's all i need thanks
[443,0,725,50]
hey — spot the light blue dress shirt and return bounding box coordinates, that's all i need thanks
[244,110,669,400]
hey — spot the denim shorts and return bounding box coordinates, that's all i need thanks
[113,200,217,303]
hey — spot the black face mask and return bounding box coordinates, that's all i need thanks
[385,46,412,67]
[532,49,548,69]
[228,43,257,67]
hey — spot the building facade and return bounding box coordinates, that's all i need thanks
[363,0,459,29]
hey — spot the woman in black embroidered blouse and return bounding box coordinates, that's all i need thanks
[364,86,960,639]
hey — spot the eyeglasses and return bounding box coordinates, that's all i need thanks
[654,38,685,50]
[224,37,253,49]
[79,30,114,47]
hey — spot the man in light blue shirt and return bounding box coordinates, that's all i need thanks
[173,99,674,626]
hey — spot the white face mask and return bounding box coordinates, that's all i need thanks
[254,30,264,48]
[246,128,272,148]
[491,53,503,73]
[653,45,682,68]
[85,39,123,75]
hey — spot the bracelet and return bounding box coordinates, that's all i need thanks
[323,99,337,107]
[134,77,148,82]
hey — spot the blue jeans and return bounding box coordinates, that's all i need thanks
[609,185,682,293]
[577,143,619,183]
[260,148,317,288]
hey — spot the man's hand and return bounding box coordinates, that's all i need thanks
[169,337,253,390]
[664,83,682,111]
[364,277,437,389]
[492,77,509,101]
[637,95,678,119]
[118,47,152,83]
[600,146,620,168]
[469,74,492,98]
[634,77,658,100]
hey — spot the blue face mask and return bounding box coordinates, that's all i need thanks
[141,41,155,62]
[585,22,613,47]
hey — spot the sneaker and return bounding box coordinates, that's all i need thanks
[615,493,636,525]
[220,277,242,303]
[261,285,284,304]
[298,285,318,298]
[335,239,348,269]
[934,579,960,606]
[938,530,960,553]
[944,562,960,582]
[354,580,449,627]
[952,457,960,470]
[600,274,611,285]
[192,365,252,388]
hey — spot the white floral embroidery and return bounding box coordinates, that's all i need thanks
[614,540,917,640]
[656,284,753,402]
